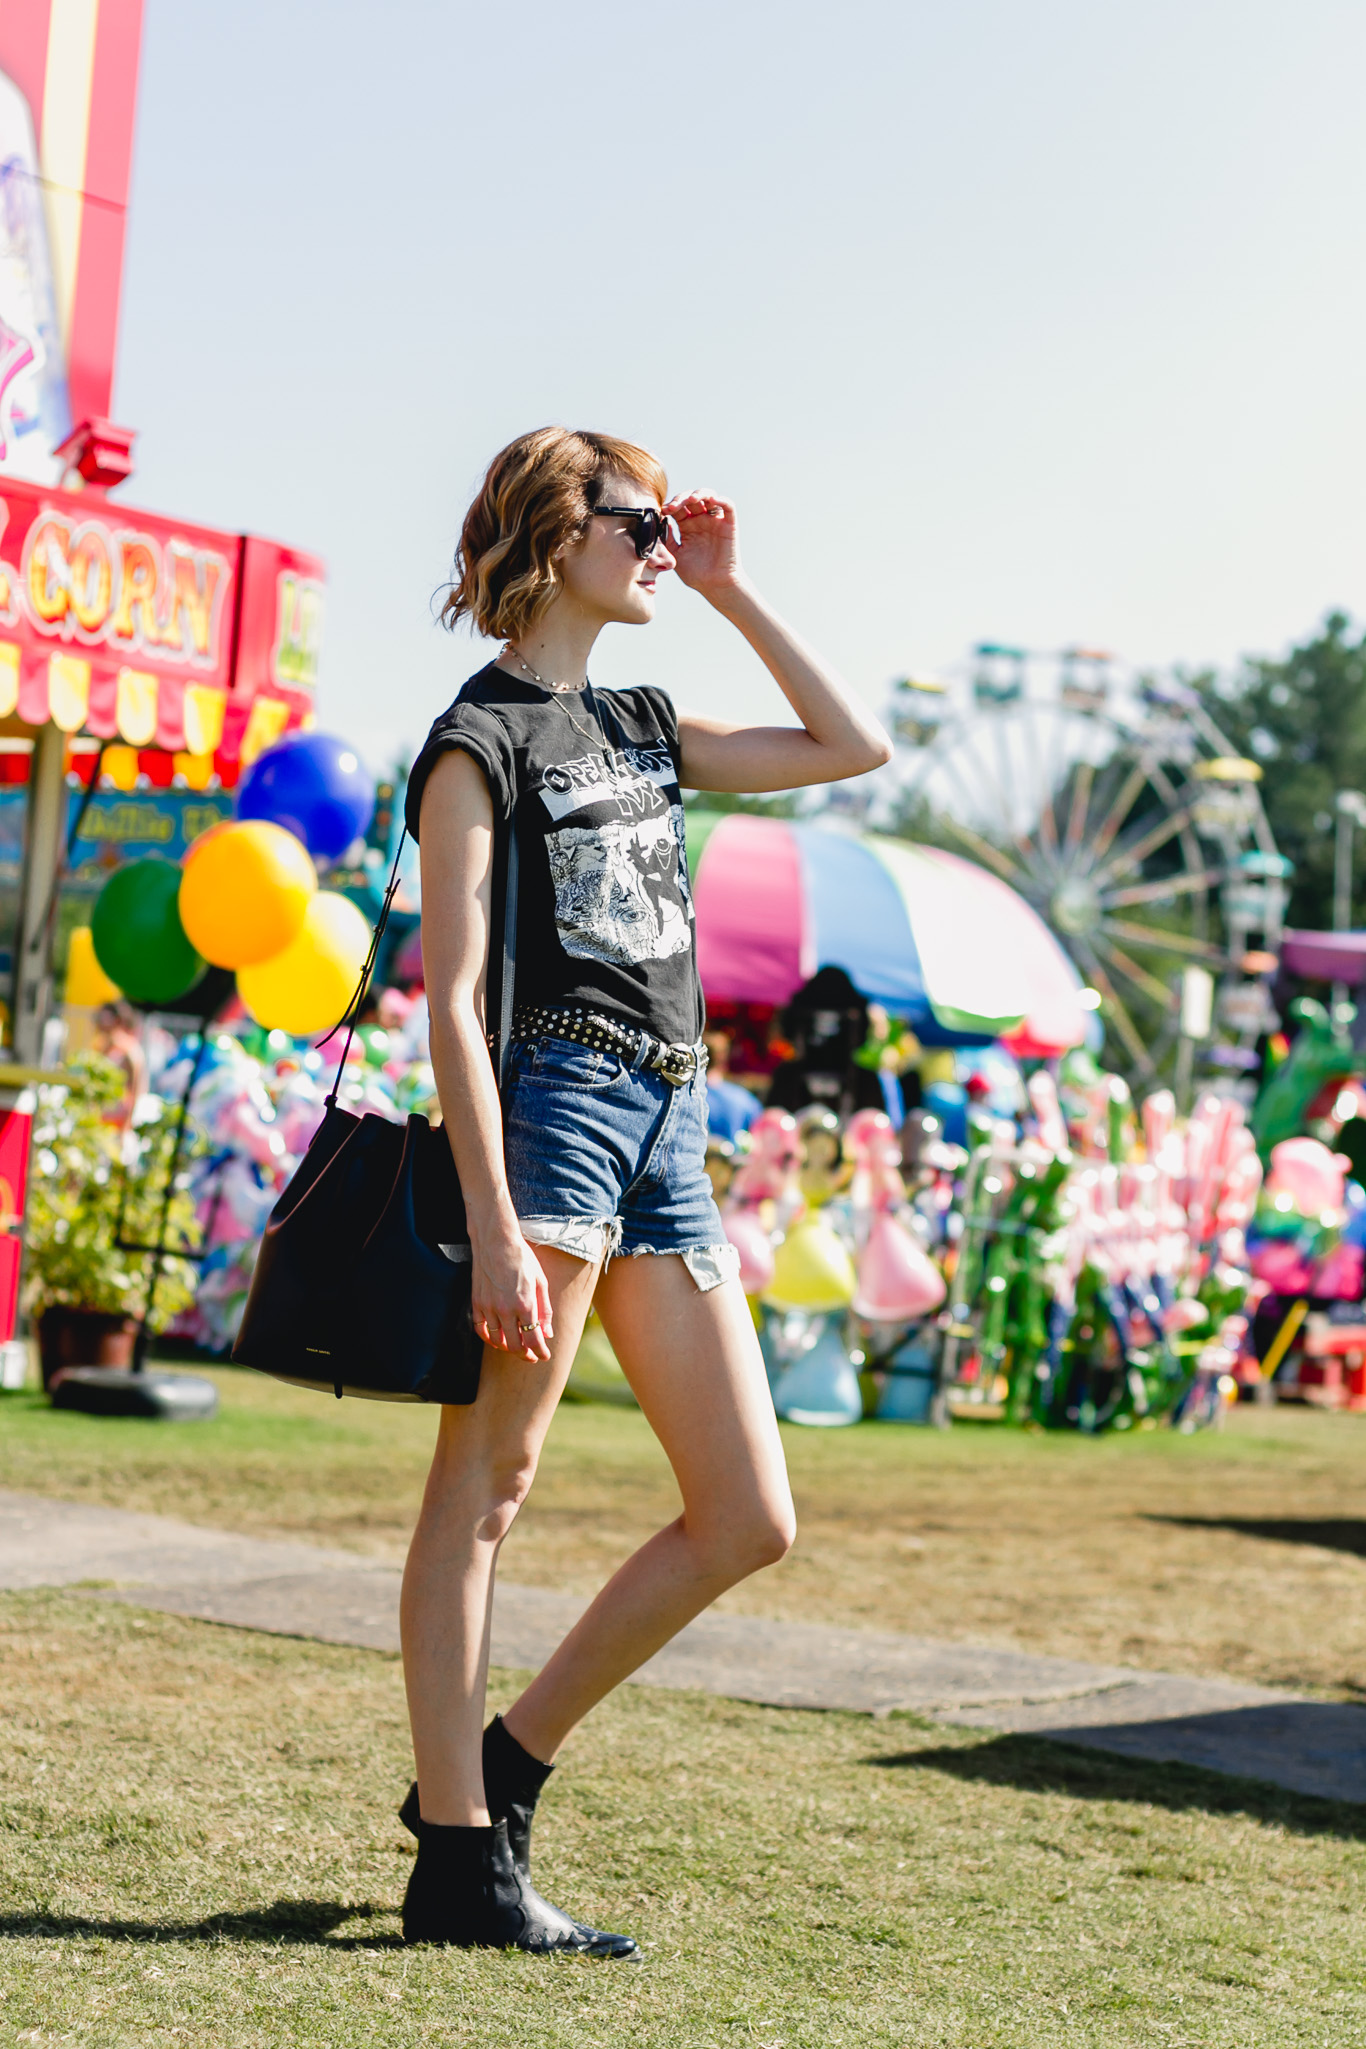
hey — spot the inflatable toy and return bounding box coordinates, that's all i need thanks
[853,1211,946,1321]
[1251,1000,1356,1160]
[180,821,317,968]
[875,1333,939,1422]
[1264,1136,1348,1219]
[765,1217,857,1311]
[91,858,205,1007]
[771,1315,863,1426]
[237,732,376,863]
[722,1203,776,1295]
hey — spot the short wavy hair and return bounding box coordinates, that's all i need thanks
[441,427,669,642]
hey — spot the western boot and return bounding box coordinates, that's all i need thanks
[400,1812,637,1957]
[482,1714,556,1875]
[400,1715,555,1879]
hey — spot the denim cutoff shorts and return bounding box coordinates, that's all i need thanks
[502,1035,740,1292]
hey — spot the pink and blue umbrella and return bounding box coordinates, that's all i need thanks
[690,815,1088,1054]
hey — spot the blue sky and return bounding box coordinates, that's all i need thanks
[113,0,1366,774]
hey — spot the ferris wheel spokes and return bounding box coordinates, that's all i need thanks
[1063,760,1095,860]
[1090,795,1201,888]
[1072,947,1156,1075]
[1095,938,1179,1013]
[883,644,1284,1084]
[1100,868,1224,911]
[1098,916,1226,964]
[1080,759,1150,871]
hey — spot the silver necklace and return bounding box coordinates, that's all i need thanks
[504,642,602,749]
[504,643,588,695]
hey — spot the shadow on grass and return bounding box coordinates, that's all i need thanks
[1145,1514,1366,1559]
[868,1733,1366,1840]
[0,1898,402,1948]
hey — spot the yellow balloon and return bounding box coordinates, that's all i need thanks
[65,925,121,1007]
[179,821,316,968]
[237,892,372,1036]
[763,1219,857,1311]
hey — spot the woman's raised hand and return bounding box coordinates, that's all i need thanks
[472,1230,554,1363]
[664,492,743,599]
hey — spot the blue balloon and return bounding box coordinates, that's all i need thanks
[237,732,375,862]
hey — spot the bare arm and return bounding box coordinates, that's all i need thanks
[665,491,892,794]
[419,748,551,1362]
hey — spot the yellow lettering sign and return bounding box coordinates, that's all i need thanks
[68,527,113,633]
[28,518,70,623]
[110,540,160,646]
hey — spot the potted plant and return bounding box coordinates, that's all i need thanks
[25,1053,200,1388]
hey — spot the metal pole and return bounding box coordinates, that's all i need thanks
[10,724,67,1066]
[1333,792,1366,1020]
[130,1029,208,1374]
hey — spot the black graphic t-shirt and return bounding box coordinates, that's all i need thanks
[405,663,703,1044]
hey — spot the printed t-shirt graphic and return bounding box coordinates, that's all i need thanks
[404,667,705,1046]
[537,741,694,967]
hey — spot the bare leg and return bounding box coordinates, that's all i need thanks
[399,1245,600,1825]
[502,1257,794,1763]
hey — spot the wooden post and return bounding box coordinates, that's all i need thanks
[10,723,67,1065]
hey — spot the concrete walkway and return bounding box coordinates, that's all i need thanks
[2,1489,1361,1806]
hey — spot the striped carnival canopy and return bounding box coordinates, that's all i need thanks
[688,814,1089,1055]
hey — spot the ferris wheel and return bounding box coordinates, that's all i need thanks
[881,645,1288,1080]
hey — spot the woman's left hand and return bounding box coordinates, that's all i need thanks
[665,492,743,601]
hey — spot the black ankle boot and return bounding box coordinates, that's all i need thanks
[482,1714,555,1874]
[400,1716,554,1879]
[401,1813,637,1957]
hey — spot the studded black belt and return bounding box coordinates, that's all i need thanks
[511,1005,707,1087]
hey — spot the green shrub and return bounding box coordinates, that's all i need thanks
[24,1053,201,1327]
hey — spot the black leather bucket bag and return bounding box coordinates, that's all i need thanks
[231,820,517,1403]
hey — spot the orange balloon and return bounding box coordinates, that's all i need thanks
[178,821,316,968]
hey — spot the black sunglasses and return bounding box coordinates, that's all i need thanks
[593,506,671,558]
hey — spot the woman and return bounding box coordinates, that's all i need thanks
[400,426,890,1953]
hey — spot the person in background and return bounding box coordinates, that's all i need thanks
[765,965,886,1117]
[91,1001,147,1132]
[702,1025,761,1143]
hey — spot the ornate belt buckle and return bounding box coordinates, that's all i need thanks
[657,1041,698,1086]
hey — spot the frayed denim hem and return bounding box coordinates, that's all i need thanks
[623,1242,741,1293]
[518,1215,623,1266]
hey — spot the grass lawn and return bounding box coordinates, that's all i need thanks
[1,1589,1363,2049]
[2,1369,1364,1698]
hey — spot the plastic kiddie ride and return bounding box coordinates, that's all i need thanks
[1245,1136,1366,1409]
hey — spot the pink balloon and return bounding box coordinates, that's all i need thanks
[851,1212,946,1321]
[723,1205,776,1295]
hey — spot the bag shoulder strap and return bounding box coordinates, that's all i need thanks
[496,810,519,1089]
[324,811,519,1108]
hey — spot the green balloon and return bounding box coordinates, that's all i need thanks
[91,857,205,1007]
